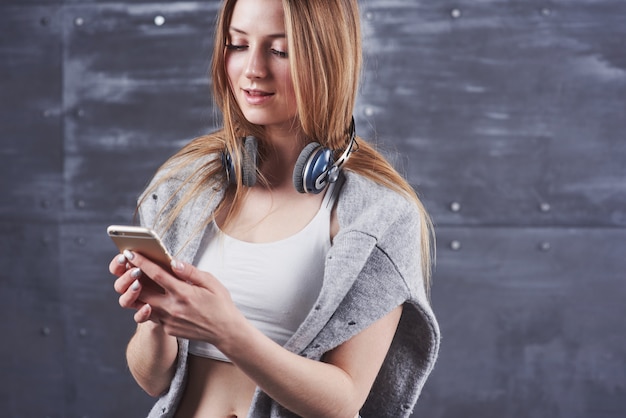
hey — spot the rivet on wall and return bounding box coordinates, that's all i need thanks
[365,12,374,21]
[450,240,461,251]
[79,328,88,337]
[539,242,551,252]
[42,235,52,247]
[75,237,86,246]
[74,17,84,27]
[40,17,50,26]
[41,327,51,336]
[154,15,166,26]
[364,106,374,117]
[76,199,86,209]
[539,202,551,212]
[541,8,552,16]
[450,8,462,19]
[450,201,461,213]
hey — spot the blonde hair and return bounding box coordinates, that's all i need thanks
[140,0,434,290]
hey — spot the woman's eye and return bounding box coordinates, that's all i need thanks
[271,48,288,58]
[225,43,287,58]
[225,44,247,51]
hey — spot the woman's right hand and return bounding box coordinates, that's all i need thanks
[109,252,178,397]
[109,252,154,323]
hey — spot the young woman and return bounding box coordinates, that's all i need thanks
[109,0,440,417]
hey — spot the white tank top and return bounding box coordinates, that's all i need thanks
[189,183,338,362]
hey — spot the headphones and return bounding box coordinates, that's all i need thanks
[222,118,357,194]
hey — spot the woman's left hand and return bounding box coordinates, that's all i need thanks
[123,251,246,346]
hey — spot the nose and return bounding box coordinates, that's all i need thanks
[244,46,268,79]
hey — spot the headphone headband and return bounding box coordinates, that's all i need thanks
[330,118,357,173]
[317,117,357,187]
[223,117,357,194]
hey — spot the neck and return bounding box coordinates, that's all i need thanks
[258,124,306,189]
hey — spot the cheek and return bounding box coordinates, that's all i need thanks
[279,70,297,104]
[225,55,242,87]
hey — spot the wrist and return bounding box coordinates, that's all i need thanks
[135,321,176,350]
[216,311,260,361]
[139,320,166,336]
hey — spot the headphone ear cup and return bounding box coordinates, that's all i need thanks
[222,136,258,187]
[293,142,320,193]
[241,136,258,187]
[293,142,334,194]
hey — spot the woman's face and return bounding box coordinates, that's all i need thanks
[226,0,298,132]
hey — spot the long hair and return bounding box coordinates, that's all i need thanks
[140,0,434,290]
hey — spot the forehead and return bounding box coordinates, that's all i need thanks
[230,0,286,33]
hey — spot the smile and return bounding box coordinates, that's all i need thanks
[243,88,274,105]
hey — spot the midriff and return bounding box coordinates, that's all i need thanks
[175,355,257,418]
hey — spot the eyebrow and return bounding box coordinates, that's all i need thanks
[229,26,286,39]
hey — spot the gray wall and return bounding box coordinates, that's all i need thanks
[1,0,624,417]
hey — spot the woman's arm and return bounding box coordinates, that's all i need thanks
[126,322,178,397]
[225,303,402,418]
[110,255,179,397]
[127,253,402,418]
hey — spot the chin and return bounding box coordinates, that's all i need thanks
[241,112,294,129]
[241,114,269,126]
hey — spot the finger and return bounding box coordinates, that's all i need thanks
[114,267,142,295]
[134,303,153,323]
[118,276,143,309]
[123,251,179,293]
[109,253,130,276]
[170,259,211,287]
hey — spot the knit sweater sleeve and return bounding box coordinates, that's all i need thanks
[325,173,440,418]
[249,173,440,418]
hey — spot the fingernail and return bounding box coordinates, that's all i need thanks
[171,259,183,272]
[116,254,126,265]
[131,280,140,291]
[123,250,134,260]
[130,267,141,279]
[141,304,151,316]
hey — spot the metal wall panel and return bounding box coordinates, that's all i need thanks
[63,2,220,223]
[0,5,67,418]
[1,0,624,417]
[358,0,626,227]
[414,227,626,418]
[0,223,67,417]
[0,5,63,222]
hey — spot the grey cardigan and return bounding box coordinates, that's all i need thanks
[139,168,440,418]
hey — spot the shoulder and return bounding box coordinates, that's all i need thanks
[152,134,225,184]
[140,131,228,203]
[334,171,427,298]
[332,173,439,416]
[150,153,219,190]
[137,133,226,228]
[336,171,421,238]
[139,152,221,207]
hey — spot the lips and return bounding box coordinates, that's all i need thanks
[243,88,274,105]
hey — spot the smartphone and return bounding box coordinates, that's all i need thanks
[107,225,173,268]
